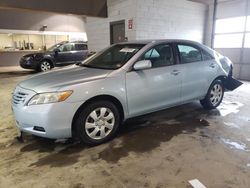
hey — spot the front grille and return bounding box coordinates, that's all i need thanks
[12,91,28,105]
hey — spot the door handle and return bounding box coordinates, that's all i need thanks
[171,70,181,75]
[209,63,216,68]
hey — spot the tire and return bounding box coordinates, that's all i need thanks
[39,60,52,72]
[74,101,120,145]
[200,79,224,110]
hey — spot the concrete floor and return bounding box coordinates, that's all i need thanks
[0,69,250,188]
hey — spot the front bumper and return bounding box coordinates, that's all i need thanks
[19,57,39,69]
[12,86,83,139]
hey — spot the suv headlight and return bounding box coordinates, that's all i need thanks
[27,91,73,106]
[25,56,33,61]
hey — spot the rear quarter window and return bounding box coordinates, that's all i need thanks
[201,49,214,61]
[75,44,88,51]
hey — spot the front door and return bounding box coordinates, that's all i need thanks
[126,44,182,117]
[110,20,126,44]
[55,43,76,65]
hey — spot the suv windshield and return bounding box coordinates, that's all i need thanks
[82,44,145,70]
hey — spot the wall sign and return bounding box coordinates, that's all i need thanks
[128,19,133,30]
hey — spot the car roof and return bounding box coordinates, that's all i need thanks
[118,39,215,59]
[59,41,87,44]
[118,39,202,46]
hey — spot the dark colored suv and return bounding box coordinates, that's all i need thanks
[20,41,88,72]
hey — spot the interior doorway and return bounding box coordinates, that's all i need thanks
[110,20,125,44]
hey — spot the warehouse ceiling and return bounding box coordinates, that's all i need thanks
[0,0,107,17]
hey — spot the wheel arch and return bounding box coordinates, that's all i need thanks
[71,95,125,137]
[210,75,227,87]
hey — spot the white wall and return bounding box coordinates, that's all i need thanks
[135,0,207,43]
[86,0,137,52]
[86,0,208,52]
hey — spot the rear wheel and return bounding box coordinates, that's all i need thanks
[39,60,52,72]
[74,101,120,145]
[200,79,224,110]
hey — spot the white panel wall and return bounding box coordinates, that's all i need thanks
[135,0,207,43]
[86,0,207,51]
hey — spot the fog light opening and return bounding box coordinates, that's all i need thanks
[33,126,45,132]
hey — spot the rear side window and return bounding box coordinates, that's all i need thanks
[75,44,88,51]
[178,45,202,63]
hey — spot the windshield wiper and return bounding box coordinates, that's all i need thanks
[80,64,117,70]
[80,64,97,68]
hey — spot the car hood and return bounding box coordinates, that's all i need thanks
[23,51,44,57]
[19,65,113,93]
[23,51,54,58]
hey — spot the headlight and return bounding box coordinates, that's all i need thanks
[27,91,73,106]
[25,56,33,61]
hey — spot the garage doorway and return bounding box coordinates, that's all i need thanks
[110,20,125,44]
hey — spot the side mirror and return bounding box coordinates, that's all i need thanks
[133,60,152,71]
[54,49,60,54]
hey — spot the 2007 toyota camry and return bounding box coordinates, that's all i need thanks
[12,39,238,145]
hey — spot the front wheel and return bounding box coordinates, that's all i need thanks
[74,101,120,145]
[200,79,224,110]
[39,60,52,72]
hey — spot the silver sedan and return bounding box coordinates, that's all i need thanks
[12,39,235,145]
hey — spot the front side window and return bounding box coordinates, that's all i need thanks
[82,44,144,70]
[59,43,75,52]
[47,43,63,52]
[141,44,175,68]
[178,44,202,63]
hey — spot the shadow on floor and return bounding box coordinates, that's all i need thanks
[16,102,221,166]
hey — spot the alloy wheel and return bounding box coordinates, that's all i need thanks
[40,61,51,72]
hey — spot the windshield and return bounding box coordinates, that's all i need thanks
[82,44,145,70]
[47,43,63,52]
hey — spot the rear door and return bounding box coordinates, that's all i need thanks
[176,43,217,102]
[74,43,88,62]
